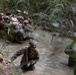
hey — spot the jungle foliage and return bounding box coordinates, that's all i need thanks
[0,0,76,39]
[0,0,76,75]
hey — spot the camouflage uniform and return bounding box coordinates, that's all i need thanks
[23,11,33,25]
[64,40,76,67]
[16,10,22,16]
[11,40,39,72]
[74,64,76,75]
[64,40,76,75]
[9,18,24,42]
[0,13,4,30]
[23,20,34,39]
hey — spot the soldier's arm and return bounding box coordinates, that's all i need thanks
[11,48,27,61]
[24,24,33,32]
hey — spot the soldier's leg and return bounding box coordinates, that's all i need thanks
[68,56,76,67]
[13,32,22,44]
[20,63,29,72]
[74,64,76,75]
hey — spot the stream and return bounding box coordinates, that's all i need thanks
[0,30,73,75]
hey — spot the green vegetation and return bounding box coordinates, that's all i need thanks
[0,0,76,75]
[0,0,76,38]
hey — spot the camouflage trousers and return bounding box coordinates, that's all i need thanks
[68,56,76,67]
[74,64,76,75]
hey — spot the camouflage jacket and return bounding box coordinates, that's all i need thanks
[64,40,76,59]
[11,47,39,65]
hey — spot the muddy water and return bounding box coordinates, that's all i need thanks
[0,30,73,75]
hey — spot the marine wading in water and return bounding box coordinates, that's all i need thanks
[11,40,39,72]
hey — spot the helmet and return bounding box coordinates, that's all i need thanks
[29,40,38,47]
[16,10,21,13]
[23,11,28,15]
[3,16,10,20]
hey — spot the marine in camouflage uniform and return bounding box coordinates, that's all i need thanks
[23,20,34,39]
[0,14,10,39]
[11,40,39,72]
[23,11,33,25]
[64,40,76,67]
[64,40,76,75]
